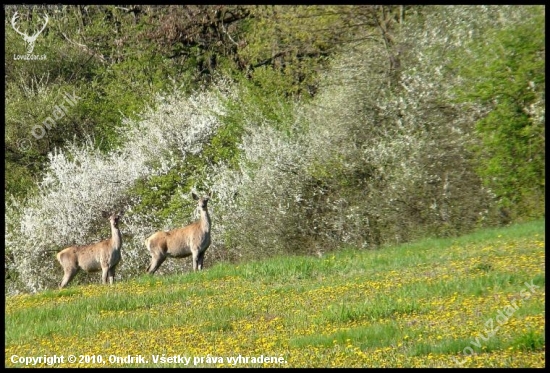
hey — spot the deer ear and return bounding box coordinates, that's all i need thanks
[192,192,199,200]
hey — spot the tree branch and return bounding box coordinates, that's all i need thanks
[61,32,107,64]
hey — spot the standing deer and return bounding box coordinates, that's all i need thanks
[56,212,123,289]
[146,193,211,274]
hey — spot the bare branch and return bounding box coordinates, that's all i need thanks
[61,32,107,64]
[221,21,239,47]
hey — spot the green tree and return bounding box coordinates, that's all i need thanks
[454,6,545,220]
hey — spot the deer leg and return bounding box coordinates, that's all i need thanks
[197,251,206,271]
[59,267,78,289]
[108,267,116,285]
[147,254,166,274]
[191,251,200,272]
[101,266,109,284]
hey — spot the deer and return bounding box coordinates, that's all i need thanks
[56,211,123,289]
[145,193,211,274]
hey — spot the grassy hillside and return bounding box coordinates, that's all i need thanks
[5,220,545,367]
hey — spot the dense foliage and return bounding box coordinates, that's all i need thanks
[5,5,545,293]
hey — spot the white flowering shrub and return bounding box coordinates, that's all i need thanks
[122,78,234,166]
[207,124,313,260]
[197,6,532,260]
[282,5,520,248]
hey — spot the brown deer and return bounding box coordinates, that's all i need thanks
[146,193,211,274]
[56,212,123,288]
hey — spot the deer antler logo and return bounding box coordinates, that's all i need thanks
[11,12,49,55]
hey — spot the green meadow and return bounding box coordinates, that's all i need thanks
[5,220,545,367]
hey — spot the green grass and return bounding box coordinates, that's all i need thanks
[5,220,545,367]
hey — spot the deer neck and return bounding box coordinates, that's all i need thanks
[200,208,211,233]
[111,224,122,250]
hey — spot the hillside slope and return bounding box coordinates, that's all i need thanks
[5,220,545,367]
